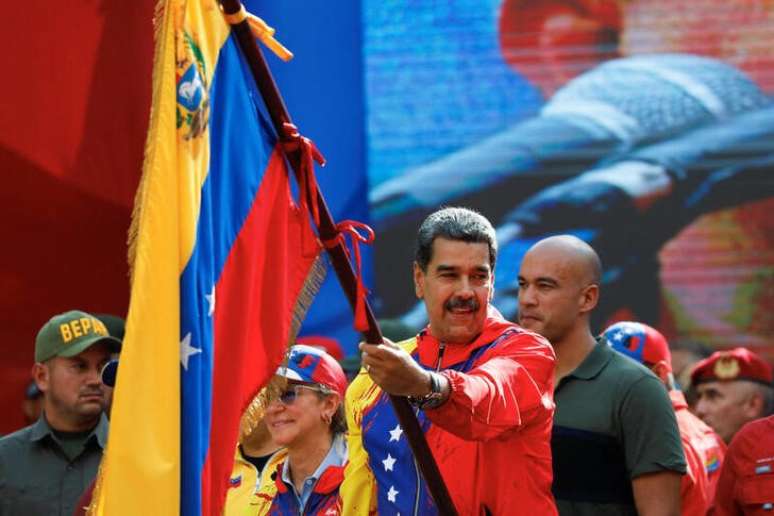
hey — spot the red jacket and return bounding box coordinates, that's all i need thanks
[342,313,557,515]
[671,390,726,516]
[713,415,774,516]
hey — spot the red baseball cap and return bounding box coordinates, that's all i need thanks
[275,344,348,397]
[603,321,672,371]
[690,347,773,386]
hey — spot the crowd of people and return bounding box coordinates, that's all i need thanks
[0,207,772,515]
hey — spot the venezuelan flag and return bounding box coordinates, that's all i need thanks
[91,1,324,514]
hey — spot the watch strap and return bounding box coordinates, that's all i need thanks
[408,371,446,410]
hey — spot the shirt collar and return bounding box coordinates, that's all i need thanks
[566,337,614,381]
[93,413,109,448]
[280,433,347,488]
[29,414,54,442]
[29,412,109,448]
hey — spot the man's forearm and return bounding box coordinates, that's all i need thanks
[632,471,682,516]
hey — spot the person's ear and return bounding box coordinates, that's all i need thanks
[579,283,599,313]
[414,262,425,299]
[32,362,49,393]
[651,361,671,384]
[744,390,765,418]
[322,393,340,421]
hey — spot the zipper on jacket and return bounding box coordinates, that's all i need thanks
[435,341,446,371]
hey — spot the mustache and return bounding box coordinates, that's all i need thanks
[445,297,480,311]
[79,388,104,397]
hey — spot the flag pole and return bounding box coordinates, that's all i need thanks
[218,1,458,514]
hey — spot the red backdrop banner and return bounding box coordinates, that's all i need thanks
[0,0,155,433]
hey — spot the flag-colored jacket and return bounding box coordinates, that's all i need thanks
[341,314,557,515]
[250,459,343,515]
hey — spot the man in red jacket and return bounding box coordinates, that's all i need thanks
[713,415,774,515]
[604,321,727,515]
[341,206,557,515]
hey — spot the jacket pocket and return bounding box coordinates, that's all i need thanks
[737,472,774,513]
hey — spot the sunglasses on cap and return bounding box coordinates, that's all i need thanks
[273,384,330,406]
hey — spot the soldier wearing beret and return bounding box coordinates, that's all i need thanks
[691,347,774,444]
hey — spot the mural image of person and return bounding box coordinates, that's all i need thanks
[367,0,774,360]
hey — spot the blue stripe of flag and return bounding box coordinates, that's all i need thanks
[179,33,276,516]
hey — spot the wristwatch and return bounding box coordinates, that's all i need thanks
[408,371,446,410]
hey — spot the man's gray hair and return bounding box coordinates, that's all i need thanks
[415,207,497,271]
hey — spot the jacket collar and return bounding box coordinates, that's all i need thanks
[417,306,517,367]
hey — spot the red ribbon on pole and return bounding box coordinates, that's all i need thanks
[322,220,375,332]
[280,122,325,227]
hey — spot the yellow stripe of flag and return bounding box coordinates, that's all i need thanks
[91,1,231,513]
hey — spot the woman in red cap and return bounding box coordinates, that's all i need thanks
[249,345,348,515]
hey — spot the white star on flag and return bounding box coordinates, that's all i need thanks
[180,332,202,370]
[389,424,403,442]
[382,453,396,472]
[205,285,216,316]
[387,485,399,503]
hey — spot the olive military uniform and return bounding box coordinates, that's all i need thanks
[0,413,108,516]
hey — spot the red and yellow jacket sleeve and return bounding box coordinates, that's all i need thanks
[426,332,555,441]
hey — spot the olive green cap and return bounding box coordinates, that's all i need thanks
[35,310,122,363]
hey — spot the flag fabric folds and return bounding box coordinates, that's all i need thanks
[91,1,324,514]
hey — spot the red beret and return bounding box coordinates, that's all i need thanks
[690,347,773,386]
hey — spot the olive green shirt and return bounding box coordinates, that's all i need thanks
[552,339,686,516]
[0,413,108,516]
